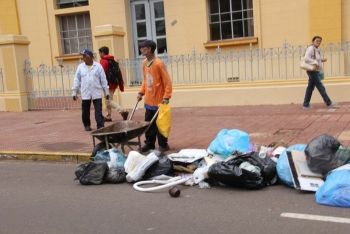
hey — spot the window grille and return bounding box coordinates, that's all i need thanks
[59,13,92,54]
[57,0,88,9]
[209,0,254,41]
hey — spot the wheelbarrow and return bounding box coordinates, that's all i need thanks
[91,100,158,156]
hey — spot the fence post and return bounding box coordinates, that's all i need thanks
[0,34,32,111]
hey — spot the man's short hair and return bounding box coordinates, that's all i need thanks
[98,46,109,55]
[139,40,157,53]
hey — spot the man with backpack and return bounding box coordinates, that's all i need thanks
[99,46,125,121]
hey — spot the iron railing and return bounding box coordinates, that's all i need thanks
[23,42,350,110]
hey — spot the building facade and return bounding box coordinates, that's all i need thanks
[1,0,349,67]
[0,0,350,111]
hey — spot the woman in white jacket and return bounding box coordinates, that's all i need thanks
[302,36,336,109]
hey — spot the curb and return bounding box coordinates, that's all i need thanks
[0,151,91,163]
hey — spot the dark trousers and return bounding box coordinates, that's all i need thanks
[82,98,104,129]
[303,71,332,107]
[144,108,168,148]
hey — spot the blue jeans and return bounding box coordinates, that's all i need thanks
[303,71,332,107]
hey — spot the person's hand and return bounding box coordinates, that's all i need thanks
[137,93,143,101]
[321,58,327,62]
[73,96,77,101]
[105,95,110,100]
[162,98,169,104]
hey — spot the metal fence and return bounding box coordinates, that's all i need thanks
[123,42,350,85]
[23,42,350,110]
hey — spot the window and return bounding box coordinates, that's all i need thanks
[59,13,92,55]
[209,0,254,41]
[57,0,89,9]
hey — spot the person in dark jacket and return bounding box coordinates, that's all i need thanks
[99,46,126,121]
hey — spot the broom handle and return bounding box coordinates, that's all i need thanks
[128,100,140,121]
[144,108,160,133]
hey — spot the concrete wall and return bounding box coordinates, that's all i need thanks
[309,0,342,44]
[343,0,350,42]
[118,78,350,108]
[258,0,310,48]
[0,0,20,34]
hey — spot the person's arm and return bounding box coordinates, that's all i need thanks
[98,64,109,98]
[159,62,172,103]
[72,66,81,100]
[137,63,146,101]
[100,59,108,73]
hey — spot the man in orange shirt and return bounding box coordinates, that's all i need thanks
[137,40,172,153]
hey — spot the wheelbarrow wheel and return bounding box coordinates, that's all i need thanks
[91,142,114,159]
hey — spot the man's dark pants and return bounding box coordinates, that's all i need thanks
[144,108,168,148]
[303,71,332,107]
[82,98,104,129]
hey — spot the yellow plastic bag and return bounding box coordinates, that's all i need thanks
[156,104,171,138]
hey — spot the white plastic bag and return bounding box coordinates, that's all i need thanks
[126,152,159,182]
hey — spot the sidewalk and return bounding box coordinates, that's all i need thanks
[1,102,350,160]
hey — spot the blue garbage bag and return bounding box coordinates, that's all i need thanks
[94,147,126,169]
[276,144,306,187]
[315,164,350,208]
[208,129,250,158]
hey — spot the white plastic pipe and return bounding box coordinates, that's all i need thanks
[133,176,190,192]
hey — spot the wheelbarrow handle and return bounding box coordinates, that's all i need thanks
[128,100,140,121]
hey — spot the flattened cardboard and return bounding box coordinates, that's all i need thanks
[287,150,324,192]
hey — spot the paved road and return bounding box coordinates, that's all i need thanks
[0,161,349,234]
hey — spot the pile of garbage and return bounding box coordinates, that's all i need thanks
[74,129,350,208]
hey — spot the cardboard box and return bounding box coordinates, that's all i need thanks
[287,150,324,192]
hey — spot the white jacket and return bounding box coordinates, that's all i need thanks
[304,45,323,71]
[72,61,109,100]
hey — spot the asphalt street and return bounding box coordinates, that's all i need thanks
[0,161,349,234]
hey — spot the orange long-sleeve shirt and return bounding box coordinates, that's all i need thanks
[139,57,172,107]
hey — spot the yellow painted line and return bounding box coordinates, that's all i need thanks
[0,151,90,162]
[281,213,350,224]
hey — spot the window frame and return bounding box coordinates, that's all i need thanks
[208,0,254,41]
[56,0,89,9]
[58,13,92,55]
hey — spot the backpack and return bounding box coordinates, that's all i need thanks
[75,161,108,185]
[106,59,123,85]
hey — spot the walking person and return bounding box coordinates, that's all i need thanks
[72,49,109,131]
[302,36,337,109]
[136,40,172,153]
[98,46,125,121]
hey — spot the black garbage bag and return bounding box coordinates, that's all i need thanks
[305,134,341,176]
[335,148,350,167]
[242,152,277,185]
[208,155,266,189]
[104,167,126,183]
[143,156,173,179]
[75,161,108,185]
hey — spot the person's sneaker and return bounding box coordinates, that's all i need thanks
[302,105,311,109]
[158,145,170,152]
[120,111,129,120]
[327,103,339,109]
[84,126,92,131]
[140,144,155,153]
